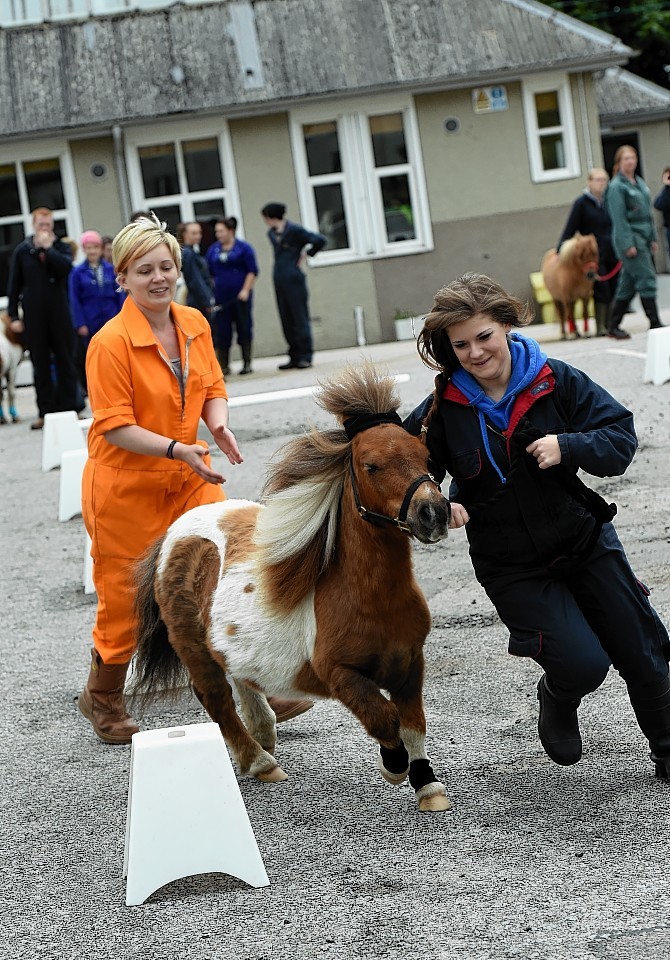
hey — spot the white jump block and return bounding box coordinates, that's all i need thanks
[59,448,87,521]
[123,722,269,905]
[83,530,95,595]
[41,410,87,472]
[643,327,670,386]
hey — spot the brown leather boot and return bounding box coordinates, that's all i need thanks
[266,696,315,724]
[78,647,139,744]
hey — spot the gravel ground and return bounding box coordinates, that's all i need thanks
[1,298,669,959]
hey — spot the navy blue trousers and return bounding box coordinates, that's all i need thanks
[483,524,670,700]
[274,270,313,364]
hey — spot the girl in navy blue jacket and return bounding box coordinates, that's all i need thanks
[406,273,670,779]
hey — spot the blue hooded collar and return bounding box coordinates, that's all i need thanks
[451,333,547,483]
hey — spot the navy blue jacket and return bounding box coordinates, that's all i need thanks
[558,192,618,300]
[68,259,125,339]
[405,358,636,581]
[267,221,326,283]
[653,185,670,228]
[181,245,213,312]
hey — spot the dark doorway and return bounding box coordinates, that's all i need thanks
[602,131,643,179]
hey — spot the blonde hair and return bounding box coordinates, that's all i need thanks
[112,213,181,275]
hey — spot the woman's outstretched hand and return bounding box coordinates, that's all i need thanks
[211,424,244,465]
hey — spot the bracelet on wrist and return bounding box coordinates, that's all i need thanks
[166,439,178,460]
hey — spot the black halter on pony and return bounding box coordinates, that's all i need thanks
[343,410,446,534]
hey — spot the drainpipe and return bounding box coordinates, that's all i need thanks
[577,74,594,172]
[112,124,132,224]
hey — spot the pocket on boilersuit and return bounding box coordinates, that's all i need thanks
[201,372,214,388]
[508,631,543,659]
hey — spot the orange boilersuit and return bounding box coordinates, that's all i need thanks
[82,297,227,664]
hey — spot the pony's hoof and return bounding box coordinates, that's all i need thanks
[418,793,452,812]
[256,765,288,783]
[377,754,409,785]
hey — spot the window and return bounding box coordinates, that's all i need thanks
[522,75,580,183]
[291,99,432,264]
[0,151,77,306]
[126,125,240,244]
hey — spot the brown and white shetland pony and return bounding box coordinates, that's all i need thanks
[541,232,599,338]
[0,313,24,424]
[133,364,452,812]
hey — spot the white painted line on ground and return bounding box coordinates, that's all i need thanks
[228,373,411,408]
[604,349,647,359]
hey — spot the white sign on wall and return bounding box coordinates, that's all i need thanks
[472,86,509,114]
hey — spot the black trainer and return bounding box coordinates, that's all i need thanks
[537,675,582,766]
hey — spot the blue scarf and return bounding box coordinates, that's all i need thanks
[451,333,547,484]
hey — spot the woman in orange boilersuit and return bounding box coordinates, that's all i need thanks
[78,215,244,744]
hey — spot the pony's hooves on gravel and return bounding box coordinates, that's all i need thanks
[418,793,452,812]
[256,765,288,783]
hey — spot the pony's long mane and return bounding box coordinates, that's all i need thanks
[557,235,579,264]
[255,363,401,610]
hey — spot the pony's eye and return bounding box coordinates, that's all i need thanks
[364,463,380,474]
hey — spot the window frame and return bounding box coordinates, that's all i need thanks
[124,120,242,233]
[0,140,80,309]
[290,95,433,266]
[522,73,580,183]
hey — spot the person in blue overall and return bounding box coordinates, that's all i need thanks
[68,230,125,395]
[404,273,670,780]
[605,145,663,338]
[261,202,326,370]
[206,217,258,376]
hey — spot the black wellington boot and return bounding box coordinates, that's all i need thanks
[595,302,608,337]
[640,297,664,329]
[216,347,230,376]
[537,675,582,765]
[239,341,253,375]
[607,299,631,339]
[627,676,670,779]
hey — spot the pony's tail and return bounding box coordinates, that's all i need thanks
[130,536,188,712]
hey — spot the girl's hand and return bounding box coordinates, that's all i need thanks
[210,424,244,465]
[449,502,469,528]
[526,434,561,469]
[237,289,250,303]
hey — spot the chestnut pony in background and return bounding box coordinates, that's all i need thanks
[541,232,599,339]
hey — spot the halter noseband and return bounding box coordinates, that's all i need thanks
[343,411,441,535]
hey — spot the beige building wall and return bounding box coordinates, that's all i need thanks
[69,137,125,239]
[230,114,381,357]
[368,75,612,338]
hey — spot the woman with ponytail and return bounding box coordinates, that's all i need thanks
[405,273,670,782]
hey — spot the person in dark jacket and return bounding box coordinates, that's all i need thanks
[7,207,84,430]
[68,230,125,395]
[261,202,326,370]
[405,273,670,780]
[653,165,670,260]
[557,168,619,337]
[177,222,213,317]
